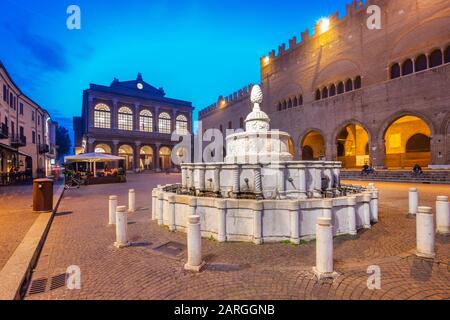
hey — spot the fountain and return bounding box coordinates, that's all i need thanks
[152,85,378,244]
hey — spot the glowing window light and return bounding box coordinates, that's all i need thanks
[263,56,270,65]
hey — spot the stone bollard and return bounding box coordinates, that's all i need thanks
[362,192,372,229]
[313,217,338,280]
[370,189,379,223]
[416,206,435,259]
[168,194,176,232]
[347,196,357,236]
[128,189,136,213]
[288,201,300,245]
[114,206,130,248]
[184,215,205,272]
[436,196,449,235]
[252,202,263,245]
[151,189,157,221]
[216,199,227,242]
[408,188,419,218]
[109,195,118,225]
[158,192,164,226]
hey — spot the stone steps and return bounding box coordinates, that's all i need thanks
[340,170,450,184]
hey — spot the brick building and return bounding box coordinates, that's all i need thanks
[0,60,58,183]
[73,73,194,172]
[199,0,450,170]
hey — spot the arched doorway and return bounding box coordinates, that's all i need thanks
[119,145,134,171]
[159,147,172,170]
[384,115,431,169]
[336,124,370,168]
[301,131,325,160]
[95,143,111,154]
[140,146,153,171]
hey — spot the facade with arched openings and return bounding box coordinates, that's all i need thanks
[73,73,193,172]
[199,0,450,170]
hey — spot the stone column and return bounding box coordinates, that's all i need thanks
[332,167,341,189]
[216,199,227,242]
[436,196,449,235]
[416,206,435,259]
[181,165,188,191]
[158,192,164,225]
[198,165,206,192]
[362,192,372,229]
[213,167,221,194]
[313,217,338,280]
[409,188,419,217]
[253,202,263,245]
[134,141,141,172]
[298,166,307,199]
[288,201,300,244]
[188,166,195,190]
[184,205,205,272]
[322,199,333,220]
[347,196,357,236]
[114,206,130,248]
[128,189,136,213]
[313,165,323,198]
[232,165,240,198]
[171,110,177,134]
[109,195,118,225]
[371,141,385,169]
[112,99,118,129]
[154,106,160,132]
[168,194,176,232]
[154,144,161,172]
[253,165,262,199]
[134,103,140,131]
[112,140,119,155]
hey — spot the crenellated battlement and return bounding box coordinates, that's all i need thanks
[199,84,253,119]
[260,0,371,63]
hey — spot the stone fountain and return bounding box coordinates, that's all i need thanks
[152,85,378,244]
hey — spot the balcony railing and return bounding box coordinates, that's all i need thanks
[39,144,50,154]
[10,135,26,148]
[0,123,8,139]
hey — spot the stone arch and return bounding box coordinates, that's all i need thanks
[381,114,434,169]
[313,58,362,90]
[299,129,326,160]
[140,145,154,171]
[333,121,371,168]
[118,144,134,171]
[94,143,112,154]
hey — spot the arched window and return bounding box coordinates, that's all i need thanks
[239,117,244,128]
[337,82,344,94]
[293,97,298,107]
[158,112,171,134]
[118,107,133,131]
[139,110,153,132]
[406,134,431,153]
[445,46,450,64]
[345,79,353,92]
[288,99,292,108]
[94,104,111,129]
[402,59,413,76]
[298,95,303,105]
[176,114,188,135]
[283,100,287,110]
[390,63,401,79]
[429,49,443,68]
[354,76,361,89]
[415,54,427,72]
[315,89,321,101]
[329,84,336,97]
[277,102,282,111]
[321,87,328,99]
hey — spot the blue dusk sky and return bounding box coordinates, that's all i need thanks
[0,0,352,139]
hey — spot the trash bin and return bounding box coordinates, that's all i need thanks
[33,178,54,213]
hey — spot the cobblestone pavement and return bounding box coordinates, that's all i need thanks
[0,184,38,270]
[25,175,449,300]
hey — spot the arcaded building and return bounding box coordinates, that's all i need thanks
[0,60,58,181]
[73,74,194,172]
[199,0,450,170]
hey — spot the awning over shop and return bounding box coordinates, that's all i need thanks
[64,152,125,163]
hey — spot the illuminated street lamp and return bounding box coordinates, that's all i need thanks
[319,17,330,34]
